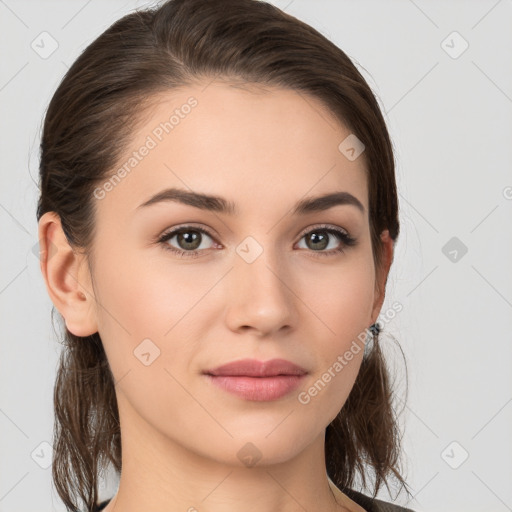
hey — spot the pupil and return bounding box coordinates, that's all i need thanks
[178,231,200,250]
[309,231,328,250]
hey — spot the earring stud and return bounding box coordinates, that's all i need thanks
[369,323,381,336]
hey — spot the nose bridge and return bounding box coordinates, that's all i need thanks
[226,234,296,333]
[236,235,288,296]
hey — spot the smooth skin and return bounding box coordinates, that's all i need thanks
[39,80,393,512]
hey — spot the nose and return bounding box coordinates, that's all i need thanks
[224,246,298,337]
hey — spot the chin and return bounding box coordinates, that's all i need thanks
[197,426,316,468]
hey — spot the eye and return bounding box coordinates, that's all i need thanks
[157,225,218,259]
[296,224,357,257]
[156,223,357,259]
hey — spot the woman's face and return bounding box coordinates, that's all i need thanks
[76,81,392,467]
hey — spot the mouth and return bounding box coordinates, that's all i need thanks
[202,358,308,401]
[204,358,308,377]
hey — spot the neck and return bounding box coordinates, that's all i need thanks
[101,396,353,512]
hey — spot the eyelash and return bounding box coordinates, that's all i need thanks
[156,223,357,259]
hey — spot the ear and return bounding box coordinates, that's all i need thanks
[370,229,394,325]
[37,212,98,337]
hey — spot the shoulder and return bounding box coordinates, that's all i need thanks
[343,488,416,512]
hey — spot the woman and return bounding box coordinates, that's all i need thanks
[36,0,414,510]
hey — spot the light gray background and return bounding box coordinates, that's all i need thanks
[1,1,511,511]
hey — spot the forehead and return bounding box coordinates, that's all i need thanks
[97,81,368,221]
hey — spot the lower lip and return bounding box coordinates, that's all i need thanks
[205,374,306,401]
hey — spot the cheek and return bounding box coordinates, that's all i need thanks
[91,249,202,418]
[295,254,375,419]
[93,244,220,378]
[95,244,199,336]
[300,251,376,347]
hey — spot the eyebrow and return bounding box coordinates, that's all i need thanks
[136,187,365,215]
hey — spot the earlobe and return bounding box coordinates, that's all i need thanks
[38,212,98,337]
[370,229,394,324]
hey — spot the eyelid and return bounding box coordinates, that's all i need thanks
[158,222,351,244]
[296,223,350,239]
[158,223,218,242]
[156,221,356,259]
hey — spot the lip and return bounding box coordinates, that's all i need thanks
[203,358,308,401]
[204,358,307,377]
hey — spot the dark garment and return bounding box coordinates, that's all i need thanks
[93,491,414,512]
[343,488,415,511]
[95,501,110,511]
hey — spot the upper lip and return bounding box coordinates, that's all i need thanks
[204,358,308,377]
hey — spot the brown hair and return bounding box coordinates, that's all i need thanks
[36,0,410,510]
